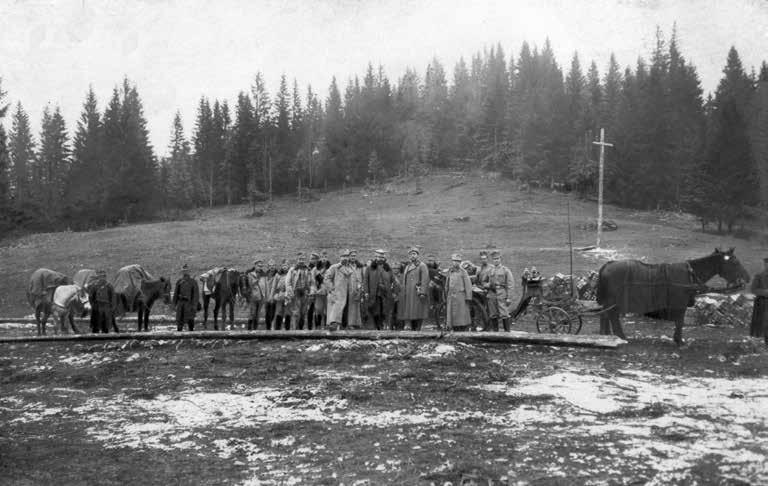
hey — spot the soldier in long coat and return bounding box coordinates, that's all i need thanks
[445,254,473,331]
[271,260,290,330]
[245,259,268,330]
[750,257,768,340]
[89,269,116,334]
[174,264,200,331]
[398,247,430,331]
[348,249,366,329]
[286,252,312,330]
[364,249,396,330]
[325,249,363,331]
[482,250,515,332]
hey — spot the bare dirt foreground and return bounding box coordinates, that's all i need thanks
[2,323,767,485]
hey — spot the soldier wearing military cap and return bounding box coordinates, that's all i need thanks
[271,259,291,330]
[750,257,768,340]
[310,251,332,329]
[445,253,473,331]
[324,249,363,331]
[398,247,430,330]
[481,250,515,331]
[364,249,396,330]
[173,264,200,331]
[244,259,268,330]
[286,252,312,330]
[89,269,116,334]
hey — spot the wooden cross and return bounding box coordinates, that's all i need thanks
[592,128,613,248]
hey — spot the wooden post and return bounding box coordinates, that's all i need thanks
[567,199,574,298]
[592,128,613,248]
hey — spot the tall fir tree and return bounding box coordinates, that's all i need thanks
[701,46,758,230]
[0,78,10,217]
[9,102,35,208]
[167,111,194,209]
[36,105,70,221]
[63,87,103,227]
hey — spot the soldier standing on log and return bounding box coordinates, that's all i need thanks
[272,259,290,330]
[245,259,268,330]
[445,254,473,332]
[750,257,768,342]
[286,252,312,330]
[364,249,395,330]
[483,250,515,332]
[89,269,116,333]
[174,264,200,331]
[398,247,430,331]
[310,251,331,329]
[306,252,320,328]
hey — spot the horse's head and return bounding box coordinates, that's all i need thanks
[159,277,172,305]
[712,247,750,287]
[76,287,91,317]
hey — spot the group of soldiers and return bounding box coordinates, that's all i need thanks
[172,247,519,333]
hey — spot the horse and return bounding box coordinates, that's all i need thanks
[597,248,750,346]
[50,284,90,335]
[202,268,241,330]
[27,268,72,335]
[113,265,171,332]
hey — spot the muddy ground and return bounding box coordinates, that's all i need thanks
[2,320,767,485]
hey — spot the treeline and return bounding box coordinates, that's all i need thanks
[0,26,766,233]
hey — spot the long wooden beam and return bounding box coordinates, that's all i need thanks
[0,328,626,348]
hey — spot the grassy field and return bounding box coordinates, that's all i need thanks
[1,172,767,485]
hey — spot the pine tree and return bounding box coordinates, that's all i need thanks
[324,76,345,185]
[274,74,293,192]
[250,72,272,198]
[702,46,758,230]
[64,87,103,227]
[193,96,214,207]
[750,63,768,208]
[167,111,194,209]
[9,102,35,207]
[228,92,256,204]
[0,78,10,218]
[36,105,70,221]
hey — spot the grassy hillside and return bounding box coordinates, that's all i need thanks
[0,171,762,316]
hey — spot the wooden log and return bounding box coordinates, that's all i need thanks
[0,328,626,348]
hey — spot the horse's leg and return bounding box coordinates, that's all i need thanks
[41,307,49,335]
[611,310,627,340]
[143,304,151,332]
[599,313,610,335]
[673,310,684,347]
[202,295,210,329]
[137,303,144,332]
[228,298,234,328]
[213,298,221,330]
[35,306,42,335]
[68,311,79,334]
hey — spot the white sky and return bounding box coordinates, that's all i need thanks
[1,0,767,156]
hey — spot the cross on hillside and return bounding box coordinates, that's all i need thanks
[592,128,613,249]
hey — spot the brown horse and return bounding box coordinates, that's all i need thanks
[113,265,172,332]
[27,268,72,335]
[597,248,750,346]
[202,268,241,330]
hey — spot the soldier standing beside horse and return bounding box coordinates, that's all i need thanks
[174,264,200,331]
[750,257,768,342]
[364,249,396,330]
[89,269,117,333]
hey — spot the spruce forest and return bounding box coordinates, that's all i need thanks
[1,28,766,233]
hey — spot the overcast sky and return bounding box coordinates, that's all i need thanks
[1,0,767,156]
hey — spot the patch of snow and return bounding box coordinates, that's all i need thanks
[413,343,456,359]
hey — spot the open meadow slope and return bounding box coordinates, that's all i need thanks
[0,172,764,316]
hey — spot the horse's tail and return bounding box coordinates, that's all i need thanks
[596,261,612,305]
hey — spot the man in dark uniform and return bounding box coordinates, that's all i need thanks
[174,264,200,331]
[750,257,768,341]
[89,269,116,334]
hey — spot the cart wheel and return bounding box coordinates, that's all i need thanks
[571,314,583,334]
[536,306,572,334]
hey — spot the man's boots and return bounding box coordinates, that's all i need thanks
[502,318,511,332]
[489,318,499,332]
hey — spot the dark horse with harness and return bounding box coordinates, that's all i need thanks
[597,248,750,346]
[113,265,172,332]
[202,268,241,330]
